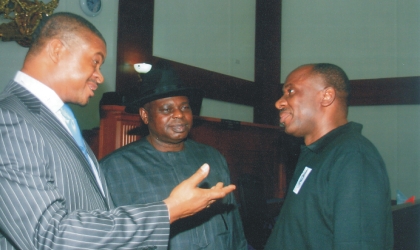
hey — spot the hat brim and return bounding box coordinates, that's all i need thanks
[124,87,204,115]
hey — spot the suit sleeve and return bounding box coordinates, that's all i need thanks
[0,108,170,249]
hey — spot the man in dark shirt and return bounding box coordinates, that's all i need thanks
[264,63,393,250]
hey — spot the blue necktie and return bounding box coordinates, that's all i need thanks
[60,104,89,157]
[60,104,105,195]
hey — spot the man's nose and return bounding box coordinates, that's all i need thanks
[94,68,104,84]
[275,95,286,110]
[172,108,184,118]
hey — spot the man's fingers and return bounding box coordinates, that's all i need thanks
[221,184,236,194]
[211,182,224,189]
[208,184,236,200]
[165,164,236,223]
[186,163,210,186]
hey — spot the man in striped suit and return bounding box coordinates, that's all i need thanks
[0,12,235,250]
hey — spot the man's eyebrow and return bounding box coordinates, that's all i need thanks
[97,52,105,64]
[282,83,292,90]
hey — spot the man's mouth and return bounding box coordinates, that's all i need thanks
[88,82,98,91]
[87,81,98,96]
[279,109,291,125]
[171,124,188,133]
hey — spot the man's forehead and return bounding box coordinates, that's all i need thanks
[282,74,307,90]
[283,66,324,90]
[287,66,312,80]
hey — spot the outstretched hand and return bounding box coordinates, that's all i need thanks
[163,163,236,223]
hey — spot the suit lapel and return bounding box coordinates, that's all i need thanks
[4,81,108,205]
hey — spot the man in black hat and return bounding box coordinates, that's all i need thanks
[100,63,248,250]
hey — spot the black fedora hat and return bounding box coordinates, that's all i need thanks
[124,62,204,115]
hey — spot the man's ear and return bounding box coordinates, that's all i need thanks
[321,87,336,107]
[47,38,65,63]
[139,108,149,124]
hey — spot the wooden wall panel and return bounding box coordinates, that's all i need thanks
[349,76,420,106]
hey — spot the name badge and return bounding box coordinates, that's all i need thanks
[293,166,312,194]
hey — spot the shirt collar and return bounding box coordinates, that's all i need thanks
[304,122,362,153]
[14,71,64,113]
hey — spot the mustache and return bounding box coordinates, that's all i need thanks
[89,79,98,84]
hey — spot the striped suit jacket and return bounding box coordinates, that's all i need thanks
[0,81,170,249]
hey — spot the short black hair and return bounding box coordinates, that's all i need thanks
[29,12,105,54]
[311,63,351,103]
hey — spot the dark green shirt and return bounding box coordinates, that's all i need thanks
[100,138,248,250]
[265,122,393,250]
